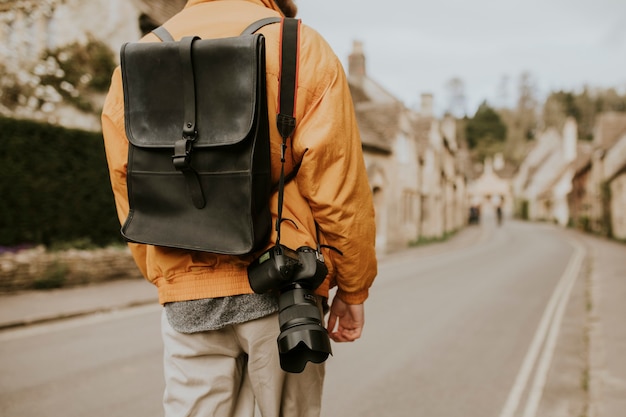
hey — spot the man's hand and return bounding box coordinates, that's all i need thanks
[327,297,364,342]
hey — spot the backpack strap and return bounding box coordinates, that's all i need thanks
[173,36,206,209]
[273,18,300,246]
[151,16,282,41]
[152,26,175,42]
[276,18,299,140]
[240,16,300,141]
[241,17,282,35]
[148,26,206,208]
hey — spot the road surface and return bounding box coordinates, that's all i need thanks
[0,220,587,417]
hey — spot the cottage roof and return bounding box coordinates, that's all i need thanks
[594,112,626,151]
[493,162,518,180]
[348,75,401,106]
[536,163,571,200]
[572,142,593,175]
[523,151,553,190]
[468,160,510,197]
[411,115,434,151]
[347,42,406,155]
[354,102,400,154]
[536,141,593,199]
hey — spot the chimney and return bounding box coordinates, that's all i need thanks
[420,93,434,118]
[484,157,494,175]
[562,117,577,163]
[348,40,366,80]
[493,153,504,171]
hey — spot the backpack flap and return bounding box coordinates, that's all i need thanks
[122,35,264,148]
[119,34,272,254]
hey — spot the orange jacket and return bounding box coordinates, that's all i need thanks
[101,0,377,305]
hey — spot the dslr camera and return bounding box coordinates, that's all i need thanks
[247,244,332,373]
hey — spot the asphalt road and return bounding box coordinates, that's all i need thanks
[321,220,580,417]
[0,304,164,417]
[0,220,584,417]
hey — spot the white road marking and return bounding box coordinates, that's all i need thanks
[499,239,586,417]
[522,241,585,417]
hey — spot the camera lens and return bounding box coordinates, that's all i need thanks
[276,284,332,373]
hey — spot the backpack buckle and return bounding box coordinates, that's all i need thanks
[172,137,194,170]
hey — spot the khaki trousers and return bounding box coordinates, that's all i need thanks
[161,311,325,417]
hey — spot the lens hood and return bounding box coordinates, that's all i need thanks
[278,323,332,373]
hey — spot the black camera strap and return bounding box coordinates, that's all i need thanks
[274,19,338,257]
[275,17,300,249]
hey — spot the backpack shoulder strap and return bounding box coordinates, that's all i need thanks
[241,17,282,35]
[152,16,282,41]
[240,16,300,139]
[276,18,300,140]
[272,18,300,245]
[152,26,175,42]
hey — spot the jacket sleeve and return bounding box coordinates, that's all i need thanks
[101,67,149,280]
[292,48,378,305]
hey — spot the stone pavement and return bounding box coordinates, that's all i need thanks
[0,277,157,329]
[0,224,623,416]
[576,230,626,417]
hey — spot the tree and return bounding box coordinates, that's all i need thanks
[465,101,507,161]
[543,87,626,141]
[497,72,539,165]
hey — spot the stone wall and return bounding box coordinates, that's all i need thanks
[0,246,143,293]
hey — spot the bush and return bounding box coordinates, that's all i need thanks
[0,117,122,248]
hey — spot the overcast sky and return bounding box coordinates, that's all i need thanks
[296,0,626,116]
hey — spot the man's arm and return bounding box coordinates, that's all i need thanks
[292,35,377,306]
[291,29,377,346]
[101,67,149,279]
[327,297,365,342]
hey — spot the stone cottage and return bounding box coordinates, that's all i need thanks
[412,97,467,238]
[347,40,423,252]
[467,154,512,223]
[348,40,467,251]
[514,111,626,239]
[586,112,626,237]
[604,131,626,239]
[513,117,578,225]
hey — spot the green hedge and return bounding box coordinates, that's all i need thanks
[0,117,122,248]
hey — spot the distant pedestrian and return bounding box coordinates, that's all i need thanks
[469,205,480,224]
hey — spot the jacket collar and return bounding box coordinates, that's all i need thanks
[184,0,284,15]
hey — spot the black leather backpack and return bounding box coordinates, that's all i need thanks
[119,17,299,255]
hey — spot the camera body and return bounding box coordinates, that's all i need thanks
[247,244,327,293]
[247,245,302,294]
[247,244,331,373]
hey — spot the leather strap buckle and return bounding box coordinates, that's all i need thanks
[172,138,194,170]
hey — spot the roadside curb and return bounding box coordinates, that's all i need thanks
[0,298,158,331]
[0,278,158,332]
[0,227,487,332]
